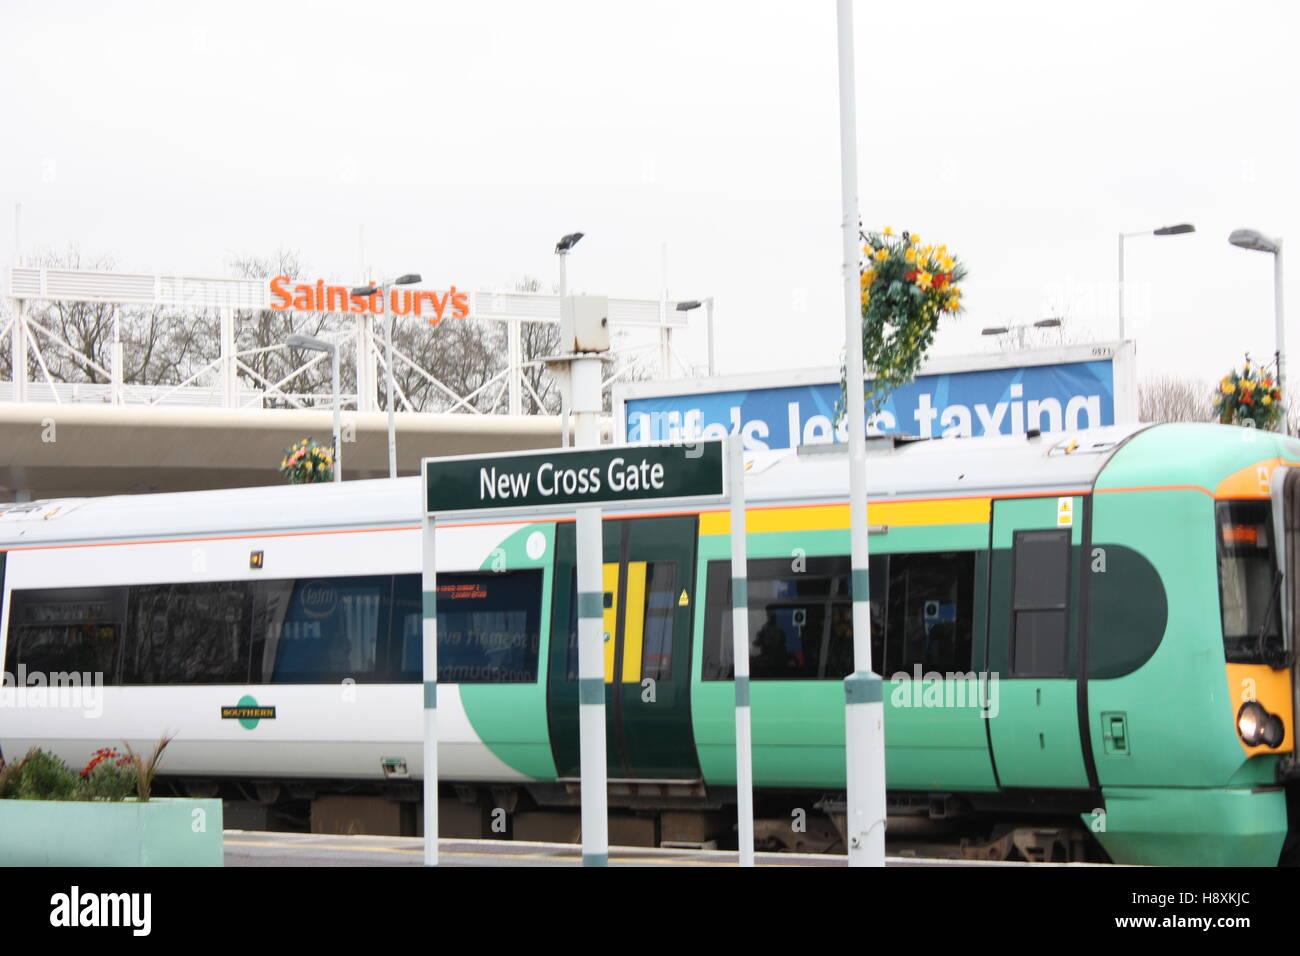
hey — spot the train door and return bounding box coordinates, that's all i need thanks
[547,515,701,781]
[985,496,1091,789]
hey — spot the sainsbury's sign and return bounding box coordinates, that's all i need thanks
[268,276,470,325]
[616,344,1135,451]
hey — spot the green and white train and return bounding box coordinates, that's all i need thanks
[2,421,1298,864]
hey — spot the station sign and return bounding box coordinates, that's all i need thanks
[615,343,1136,451]
[424,441,725,515]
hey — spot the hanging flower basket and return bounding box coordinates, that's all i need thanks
[279,437,335,483]
[839,227,967,420]
[1213,356,1283,431]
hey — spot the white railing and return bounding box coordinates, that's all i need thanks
[3,266,709,413]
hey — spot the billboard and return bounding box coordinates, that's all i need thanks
[616,343,1136,451]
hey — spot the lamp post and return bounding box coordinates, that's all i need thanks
[286,333,341,483]
[555,233,584,449]
[1229,228,1286,409]
[675,298,716,376]
[981,317,1062,350]
[351,273,422,479]
[1118,223,1195,342]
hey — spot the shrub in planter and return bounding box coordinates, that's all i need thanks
[1,749,80,801]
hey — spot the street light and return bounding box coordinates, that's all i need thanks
[555,232,584,448]
[286,333,341,483]
[351,273,423,479]
[1118,223,1195,342]
[675,299,716,376]
[1229,228,1286,405]
[981,317,1062,344]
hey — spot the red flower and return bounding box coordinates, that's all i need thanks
[904,270,917,281]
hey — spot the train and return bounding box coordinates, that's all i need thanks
[2,420,1298,864]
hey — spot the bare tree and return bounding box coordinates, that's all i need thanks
[1139,376,1214,424]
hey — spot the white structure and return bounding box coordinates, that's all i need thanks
[4,265,709,415]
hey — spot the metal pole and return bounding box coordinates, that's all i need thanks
[837,0,886,868]
[706,298,716,377]
[111,306,123,405]
[387,307,397,479]
[12,299,27,403]
[332,345,342,483]
[729,435,755,866]
[559,255,570,449]
[1276,244,1287,430]
[220,306,236,408]
[420,508,439,866]
[1117,232,1125,344]
[571,354,608,866]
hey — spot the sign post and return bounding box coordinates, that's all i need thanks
[422,439,730,865]
[420,507,438,867]
[728,435,755,866]
[837,0,887,867]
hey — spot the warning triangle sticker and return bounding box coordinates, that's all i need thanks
[678,590,690,607]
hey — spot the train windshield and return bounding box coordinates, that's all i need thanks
[1217,500,1282,663]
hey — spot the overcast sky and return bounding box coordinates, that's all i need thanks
[2,0,1297,387]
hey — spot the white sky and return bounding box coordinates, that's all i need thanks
[2,0,1297,388]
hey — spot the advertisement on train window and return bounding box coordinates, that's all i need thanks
[615,343,1135,451]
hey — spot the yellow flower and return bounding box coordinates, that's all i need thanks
[883,226,893,236]
[874,248,888,261]
[939,255,954,272]
[862,244,873,257]
[946,295,960,311]
[904,247,917,263]
[1221,383,1234,395]
[916,270,933,289]
[910,233,919,245]
[861,291,870,306]
[1264,395,1274,406]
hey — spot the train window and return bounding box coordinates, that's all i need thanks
[1217,500,1281,664]
[122,582,253,684]
[1011,530,1070,677]
[4,587,126,681]
[393,570,543,683]
[703,556,883,680]
[257,577,388,683]
[640,562,678,682]
[884,552,976,676]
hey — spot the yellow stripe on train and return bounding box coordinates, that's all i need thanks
[699,497,992,535]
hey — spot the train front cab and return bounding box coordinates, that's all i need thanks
[1083,426,1300,866]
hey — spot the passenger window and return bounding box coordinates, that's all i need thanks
[4,587,126,681]
[258,577,387,683]
[884,551,976,676]
[1010,530,1071,677]
[394,570,543,683]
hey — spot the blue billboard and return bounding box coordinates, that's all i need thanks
[623,358,1120,451]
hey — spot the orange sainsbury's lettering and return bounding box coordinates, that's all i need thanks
[270,275,293,309]
[266,276,472,320]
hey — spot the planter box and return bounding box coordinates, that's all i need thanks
[0,798,223,866]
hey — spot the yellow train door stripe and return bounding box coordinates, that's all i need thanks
[621,562,648,683]
[699,497,992,535]
[602,563,619,684]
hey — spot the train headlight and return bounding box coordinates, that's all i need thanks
[1237,701,1270,746]
[1264,714,1286,749]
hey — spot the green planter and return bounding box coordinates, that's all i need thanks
[0,798,223,866]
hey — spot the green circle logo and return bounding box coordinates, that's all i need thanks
[237,695,262,730]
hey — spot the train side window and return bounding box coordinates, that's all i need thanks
[884,551,975,676]
[257,576,389,683]
[639,561,677,682]
[4,586,127,682]
[393,570,543,683]
[122,582,253,684]
[1010,530,1070,677]
[703,556,884,680]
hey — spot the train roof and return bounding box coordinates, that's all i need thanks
[0,423,1160,549]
